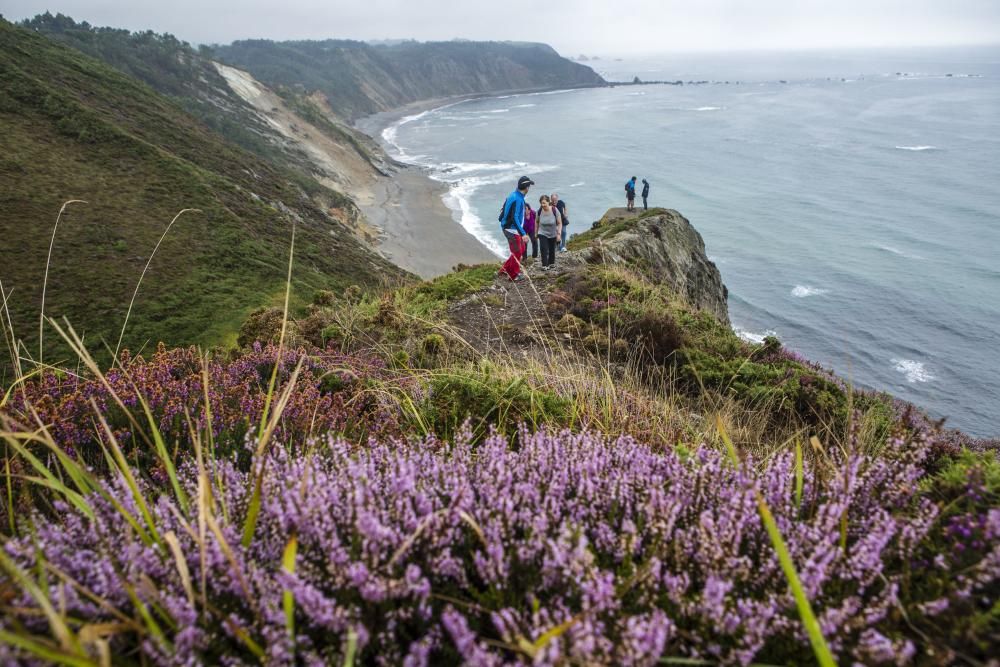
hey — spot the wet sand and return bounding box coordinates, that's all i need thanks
[361,167,499,279]
[356,98,516,279]
[354,86,604,279]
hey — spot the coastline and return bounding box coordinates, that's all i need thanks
[360,165,498,278]
[354,85,602,276]
[353,83,601,138]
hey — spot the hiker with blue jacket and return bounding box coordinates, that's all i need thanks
[625,176,637,211]
[498,175,533,281]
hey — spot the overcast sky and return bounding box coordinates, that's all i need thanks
[5,0,999,54]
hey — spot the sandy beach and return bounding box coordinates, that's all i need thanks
[361,166,499,278]
[353,86,605,279]
[355,97,524,279]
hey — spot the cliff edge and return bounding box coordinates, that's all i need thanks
[570,208,730,325]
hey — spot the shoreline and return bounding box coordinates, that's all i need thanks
[353,83,602,138]
[354,85,601,275]
[360,165,498,279]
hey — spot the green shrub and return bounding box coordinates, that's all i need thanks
[421,333,446,356]
[408,264,498,316]
[419,367,572,443]
[312,289,337,307]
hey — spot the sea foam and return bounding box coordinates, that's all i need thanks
[895,145,937,151]
[791,285,829,298]
[870,244,924,260]
[892,358,934,383]
[735,328,777,345]
[429,161,558,258]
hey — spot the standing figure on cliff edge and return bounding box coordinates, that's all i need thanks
[625,176,637,211]
[641,178,650,210]
[498,176,532,281]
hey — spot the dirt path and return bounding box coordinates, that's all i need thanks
[448,251,586,357]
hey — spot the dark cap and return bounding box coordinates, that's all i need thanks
[518,176,535,189]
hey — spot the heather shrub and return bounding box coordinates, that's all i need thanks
[1,427,996,665]
[906,450,1000,655]
[3,343,409,467]
[237,307,296,348]
[626,311,686,364]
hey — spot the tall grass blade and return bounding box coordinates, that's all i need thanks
[5,455,14,534]
[132,385,188,512]
[92,401,162,546]
[40,200,87,364]
[0,630,95,667]
[164,530,195,607]
[257,223,295,442]
[240,225,297,547]
[113,208,200,361]
[794,440,804,512]
[282,533,298,637]
[342,629,359,667]
[1,431,94,519]
[0,549,83,655]
[716,416,836,667]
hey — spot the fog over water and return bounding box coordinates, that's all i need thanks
[4,0,999,53]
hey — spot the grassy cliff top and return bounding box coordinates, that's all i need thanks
[0,18,406,373]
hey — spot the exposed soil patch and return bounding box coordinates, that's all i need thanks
[448,252,586,357]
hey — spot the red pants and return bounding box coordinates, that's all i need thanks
[500,232,524,280]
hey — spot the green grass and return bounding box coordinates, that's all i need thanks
[0,20,407,373]
[567,207,670,250]
[406,264,500,317]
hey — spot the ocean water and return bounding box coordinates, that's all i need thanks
[380,47,1000,437]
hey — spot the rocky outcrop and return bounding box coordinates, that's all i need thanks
[580,208,730,324]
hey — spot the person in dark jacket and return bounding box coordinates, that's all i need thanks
[641,178,650,210]
[498,176,532,281]
[625,176,637,211]
[551,193,569,251]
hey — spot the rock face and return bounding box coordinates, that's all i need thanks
[583,208,730,324]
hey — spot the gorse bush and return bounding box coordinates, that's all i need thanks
[1,426,997,665]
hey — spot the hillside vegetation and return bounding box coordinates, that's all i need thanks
[18,13,388,184]
[215,38,606,119]
[0,15,996,666]
[0,18,405,372]
[1,207,996,665]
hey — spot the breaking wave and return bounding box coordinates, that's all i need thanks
[735,328,777,345]
[892,358,934,383]
[791,285,829,298]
